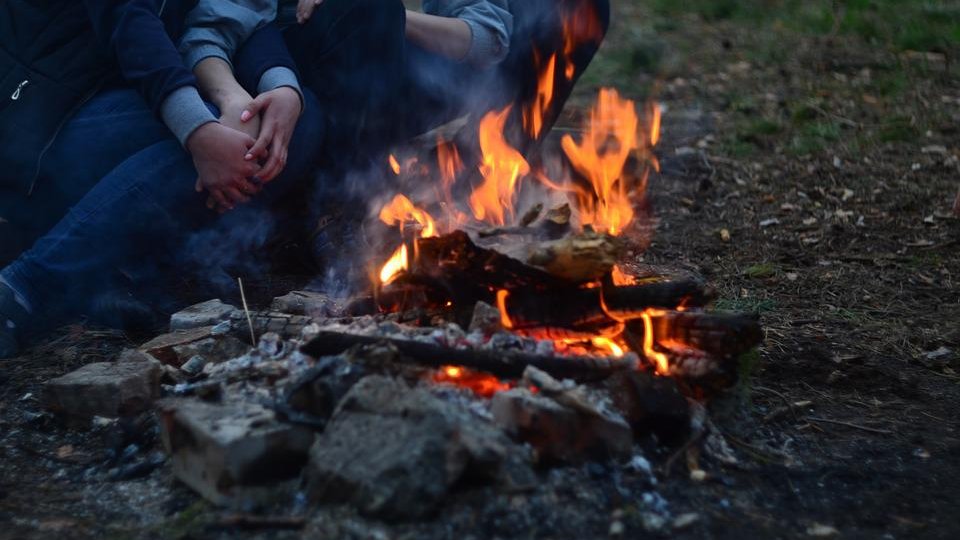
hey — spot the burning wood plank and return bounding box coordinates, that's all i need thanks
[300,330,636,381]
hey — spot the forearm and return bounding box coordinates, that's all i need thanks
[193,57,252,110]
[405,10,472,61]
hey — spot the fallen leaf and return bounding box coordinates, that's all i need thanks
[57,445,75,459]
[807,523,839,537]
[720,228,731,242]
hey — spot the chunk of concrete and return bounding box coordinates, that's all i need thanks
[270,291,343,317]
[307,375,530,520]
[468,301,503,335]
[157,399,314,507]
[45,361,161,422]
[169,299,239,331]
[491,386,633,463]
[140,326,214,366]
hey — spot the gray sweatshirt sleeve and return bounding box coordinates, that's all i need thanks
[425,0,513,68]
[179,0,277,71]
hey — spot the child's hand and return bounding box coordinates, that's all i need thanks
[297,0,324,24]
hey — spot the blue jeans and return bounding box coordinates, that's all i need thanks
[0,89,173,262]
[2,88,324,318]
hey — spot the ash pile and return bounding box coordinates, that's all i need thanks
[38,283,762,527]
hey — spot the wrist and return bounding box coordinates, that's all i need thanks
[186,121,221,154]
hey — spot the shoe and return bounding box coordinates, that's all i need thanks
[89,289,159,335]
[0,282,29,359]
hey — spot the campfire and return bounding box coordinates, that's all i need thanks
[331,84,761,397]
[36,11,765,519]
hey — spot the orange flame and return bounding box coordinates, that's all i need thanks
[561,88,640,236]
[640,309,670,375]
[380,244,408,285]
[524,52,557,139]
[388,154,401,175]
[561,2,604,81]
[436,139,468,228]
[469,106,531,226]
[496,289,514,329]
[611,265,637,286]
[379,194,437,238]
[591,337,625,357]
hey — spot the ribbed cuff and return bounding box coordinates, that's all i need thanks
[258,67,305,113]
[462,19,509,68]
[160,86,219,147]
[184,44,233,72]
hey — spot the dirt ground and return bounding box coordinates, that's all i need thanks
[2,2,959,539]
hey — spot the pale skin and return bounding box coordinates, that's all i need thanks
[189,57,302,212]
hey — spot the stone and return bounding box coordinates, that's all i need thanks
[605,370,690,445]
[169,299,238,331]
[171,335,249,367]
[468,301,503,335]
[45,361,162,422]
[270,291,343,317]
[140,326,215,366]
[491,387,633,463]
[157,399,315,506]
[306,376,530,520]
[284,356,367,423]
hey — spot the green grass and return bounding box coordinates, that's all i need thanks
[649,0,960,52]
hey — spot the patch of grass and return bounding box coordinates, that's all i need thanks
[876,116,920,143]
[788,120,841,155]
[743,262,779,279]
[649,0,960,52]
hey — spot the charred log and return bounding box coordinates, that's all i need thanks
[626,311,762,359]
[600,279,716,316]
[301,330,635,381]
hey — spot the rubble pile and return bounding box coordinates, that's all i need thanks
[38,293,753,519]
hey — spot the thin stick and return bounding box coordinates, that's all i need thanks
[237,277,256,347]
[804,416,892,435]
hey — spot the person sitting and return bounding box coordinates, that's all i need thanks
[0,0,325,358]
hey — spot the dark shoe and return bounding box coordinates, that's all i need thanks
[89,290,159,335]
[0,282,30,359]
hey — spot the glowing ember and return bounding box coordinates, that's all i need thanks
[524,52,557,140]
[434,365,511,398]
[561,88,640,236]
[469,106,531,226]
[640,309,670,375]
[388,154,401,175]
[379,194,437,238]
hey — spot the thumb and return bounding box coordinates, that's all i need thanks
[195,177,203,192]
[241,95,269,123]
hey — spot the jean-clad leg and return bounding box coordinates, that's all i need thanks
[1,89,324,318]
[0,89,171,258]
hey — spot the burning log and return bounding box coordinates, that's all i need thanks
[600,279,716,318]
[630,311,763,359]
[523,232,623,282]
[301,330,636,381]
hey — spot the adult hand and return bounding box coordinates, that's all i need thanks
[241,87,302,183]
[187,122,263,212]
[297,0,324,24]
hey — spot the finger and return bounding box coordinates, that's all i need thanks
[246,125,274,161]
[195,177,203,193]
[206,195,217,210]
[235,178,262,196]
[260,137,288,182]
[224,187,251,206]
[241,95,270,123]
[211,189,232,211]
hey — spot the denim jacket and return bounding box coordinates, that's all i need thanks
[423,0,512,67]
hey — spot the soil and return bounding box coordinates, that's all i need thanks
[2,3,959,539]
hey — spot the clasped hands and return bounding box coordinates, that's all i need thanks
[187,86,301,213]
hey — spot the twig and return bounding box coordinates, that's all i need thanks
[804,416,892,435]
[237,277,256,347]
